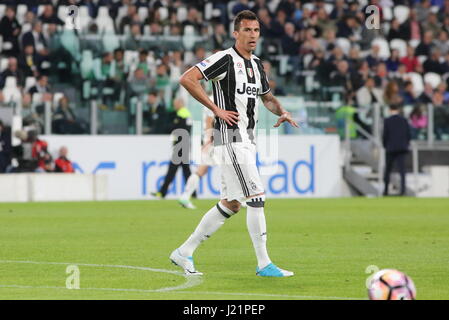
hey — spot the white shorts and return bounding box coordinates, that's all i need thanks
[214,142,265,202]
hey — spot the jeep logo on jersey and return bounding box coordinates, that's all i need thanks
[237,83,259,96]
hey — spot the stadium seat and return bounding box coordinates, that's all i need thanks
[158,7,169,21]
[424,72,442,89]
[430,5,440,13]
[303,3,315,11]
[204,2,213,20]
[4,76,17,89]
[227,1,237,20]
[183,35,196,51]
[102,32,120,52]
[21,23,32,34]
[383,6,393,21]
[60,29,81,61]
[16,4,27,24]
[37,5,46,17]
[80,50,93,79]
[96,6,115,33]
[53,92,64,108]
[138,7,149,21]
[0,58,8,72]
[408,40,420,49]
[390,38,407,58]
[3,77,21,104]
[393,5,410,24]
[57,5,67,23]
[0,4,6,19]
[31,92,43,105]
[418,55,427,65]
[336,38,351,55]
[266,0,280,13]
[24,77,36,93]
[324,3,334,15]
[78,6,91,32]
[372,38,391,59]
[408,72,424,96]
[177,7,188,23]
[124,50,138,67]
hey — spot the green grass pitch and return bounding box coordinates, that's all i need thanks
[0,198,448,300]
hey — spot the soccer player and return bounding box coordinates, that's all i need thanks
[178,107,214,210]
[170,10,299,277]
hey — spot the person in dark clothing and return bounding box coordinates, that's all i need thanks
[52,95,86,134]
[18,45,40,78]
[382,104,411,196]
[144,91,168,134]
[152,98,193,199]
[0,57,25,89]
[39,4,65,25]
[0,120,12,173]
[0,6,21,57]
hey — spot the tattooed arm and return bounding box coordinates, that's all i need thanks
[261,92,299,128]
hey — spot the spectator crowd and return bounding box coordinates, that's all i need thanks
[0,0,448,140]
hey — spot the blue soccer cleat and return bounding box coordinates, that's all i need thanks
[256,263,294,277]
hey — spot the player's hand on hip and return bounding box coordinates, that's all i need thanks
[274,112,299,128]
[214,108,239,126]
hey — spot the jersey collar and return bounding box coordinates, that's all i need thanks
[232,45,251,61]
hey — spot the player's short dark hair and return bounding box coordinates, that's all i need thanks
[234,10,259,31]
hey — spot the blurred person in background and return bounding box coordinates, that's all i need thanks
[409,104,428,139]
[123,23,142,51]
[0,57,25,89]
[0,6,21,57]
[52,95,86,134]
[9,129,51,173]
[144,91,168,135]
[54,146,75,173]
[29,130,52,172]
[356,77,384,132]
[423,48,446,75]
[27,74,52,131]
[400,45,422,73]
[0,119,12,173]
[432,92,449,140]
[419,82,435,104]
[21,21,51,73]
[151,98,193,199]
[94,52,121,109]
[400,81,418,105]
[399,9,421,42]
[18,44,39,78]
[414,30,435,57]
[39,4,65,26]
[212,23,228,50]
[383,104,411,196]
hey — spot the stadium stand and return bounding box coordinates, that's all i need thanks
[0,0,448,196]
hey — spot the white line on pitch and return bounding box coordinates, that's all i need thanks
[0,260,364,300]
[0,260,202,292]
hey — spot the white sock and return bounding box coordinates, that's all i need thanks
[246,205,271,269]
[178,203,233,257]
[180,173,200,201]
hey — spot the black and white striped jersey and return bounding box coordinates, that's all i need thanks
[195,46,270,146]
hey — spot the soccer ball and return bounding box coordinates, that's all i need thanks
[368,269,417,300]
